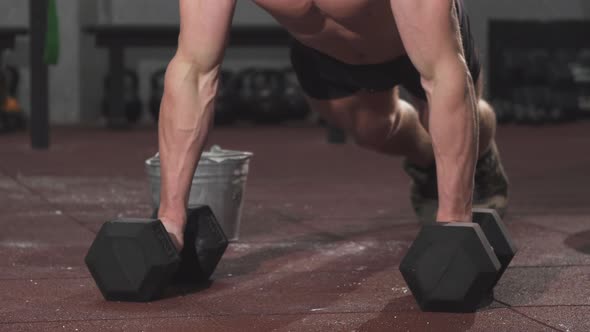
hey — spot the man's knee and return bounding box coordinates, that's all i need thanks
[351,102,405,150]
[352,113,393,149]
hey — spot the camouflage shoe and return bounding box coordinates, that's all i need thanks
[473,142,510,217]
[403,160,438,225]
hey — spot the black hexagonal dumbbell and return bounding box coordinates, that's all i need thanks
[399,224,499,313]
[85,205,228,302]
[399,210,517,313]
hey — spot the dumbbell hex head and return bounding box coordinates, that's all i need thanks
[177,205,229,283]
[85,219,180,302]
[399,222,501,312]
[472,208,517,287]
[152,205,229,284]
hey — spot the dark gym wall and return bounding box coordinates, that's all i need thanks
[465,0,590,97]
[0,1,27,24]
[1,0,590,124]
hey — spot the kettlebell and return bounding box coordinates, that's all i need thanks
[0,66,26,133]
[4,66,19,97]
[237,68,289,124]
[214,69,238,126]
[102,70,143,124]
[233,68,257,118]
[282,67,310,121]
[0,68,7,110]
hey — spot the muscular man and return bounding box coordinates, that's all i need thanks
[157,0,509,249]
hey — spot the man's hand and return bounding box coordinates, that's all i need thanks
[390,0,479,222]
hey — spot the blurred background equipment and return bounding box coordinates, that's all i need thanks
[83,25,291,129]
[489,20,590,125]
[213,69,239,125]
[282,67,311,121]
[148,68,165,123]
[102,69,143,125]
[147,66,312,127]
[0,66,7,108]
[571,50,590,119]
[3,65,19,97]
[0,65,26,133]
[235,67,290,124]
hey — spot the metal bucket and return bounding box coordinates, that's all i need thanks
[145,145,253,241]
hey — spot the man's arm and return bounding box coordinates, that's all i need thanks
[158,0,236,240]
[390,0,479,222]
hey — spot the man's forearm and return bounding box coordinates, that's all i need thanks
[158,57,218,224]
[427,60,479,222]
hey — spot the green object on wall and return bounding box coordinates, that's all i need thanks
[44,0,60,65]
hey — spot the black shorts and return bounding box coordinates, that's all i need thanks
[289,0,480,101]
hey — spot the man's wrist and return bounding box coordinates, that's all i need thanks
[436,210,472,223]
[158,201,187,224]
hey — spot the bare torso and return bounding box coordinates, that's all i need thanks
[253,0,406,64]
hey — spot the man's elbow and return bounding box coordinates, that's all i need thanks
[159,57,219,128]
[165,56,219,101]
[421,54,472,99]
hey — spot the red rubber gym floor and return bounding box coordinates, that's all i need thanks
[1,123,589,332]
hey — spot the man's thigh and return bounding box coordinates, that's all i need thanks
[305,88,399,132]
